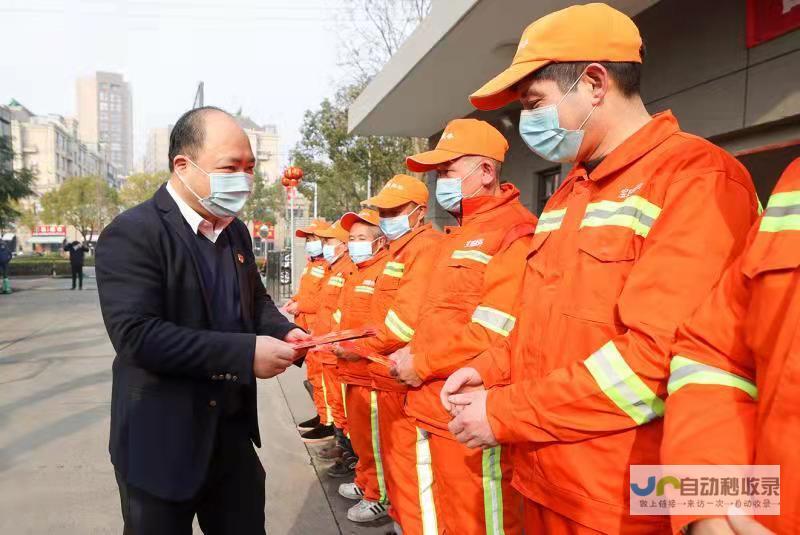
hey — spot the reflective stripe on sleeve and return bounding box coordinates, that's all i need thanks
[583,341,665,425]
[482,446,505,535]
[416,428,439,535]
[355,285,375,294]
[471,305,516,337]
[535,208,567,234]
[451,249,493,265]
[370,391,388,504]
[385,309,414,342]
[668,355,757,399]
[759,190,800,233]
[383,262,405,278]
[581,195,661,238]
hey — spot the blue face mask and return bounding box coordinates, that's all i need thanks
[348,237,381,264]
[305,240,323,258]
[435,161,482,214]
[322,243,340,264]
[518,72,596,163]
[379,205,420,241]
[178,158,254,218]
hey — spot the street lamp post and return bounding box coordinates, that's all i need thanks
[281,166,304,293]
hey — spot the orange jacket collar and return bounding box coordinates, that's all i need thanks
[582,111,680,182]
[460,183,520,224]
[389,222,432,254]
[354,247,388,269]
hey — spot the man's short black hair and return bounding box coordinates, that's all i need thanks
[527,44,646,98]
[168,106,230,172]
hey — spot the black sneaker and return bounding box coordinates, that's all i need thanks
[301,424,335,444]
[297,414,320,432]
[327,452,358,478]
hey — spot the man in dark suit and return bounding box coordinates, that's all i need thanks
[63,240,89,290]
[96,106,310,535]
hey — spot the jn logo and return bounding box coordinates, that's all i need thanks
[630,476,681,497]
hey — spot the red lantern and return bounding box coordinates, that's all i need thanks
[281,176,290,187]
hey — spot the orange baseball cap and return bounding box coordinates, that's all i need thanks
[361,174,429,209]
[340,208,381,231]
[295,218,330,238]
[315,218,350,242]
[470,3,643,110]
[406,119,509,172]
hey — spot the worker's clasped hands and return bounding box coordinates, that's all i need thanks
[440,367,498,449]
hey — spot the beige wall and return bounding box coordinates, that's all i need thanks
[246,129,281,181]
[76,72,133,175]
[144,126,171,173]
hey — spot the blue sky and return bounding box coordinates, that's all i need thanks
[0,0,356,168]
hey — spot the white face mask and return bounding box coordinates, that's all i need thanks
[322,243,341,264]
[348,237,383,264]
[305,240,323,258]
[435,161,483,213]
[177,158,254,218]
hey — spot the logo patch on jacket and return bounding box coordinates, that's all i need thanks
[619,182,643,199]
[363,279,375,286]
[465,238,484,248]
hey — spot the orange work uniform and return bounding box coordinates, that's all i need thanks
[308,254,354,428]
[352,223,443,534]
[661,158,800,534]
[336,249,390,504]
[407,183,535,535]
[292,256,328,331]
[477,112,760,534]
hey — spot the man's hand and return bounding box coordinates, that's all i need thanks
[389,346,422,387]
[688,513,775,535]
[447,389,498,449]
[253,336,297,379]
[284,300,299,315]
[441,367,485,416]
[284,328,311,358]
[332,343,362,362]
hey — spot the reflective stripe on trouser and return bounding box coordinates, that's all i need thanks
[427,432,522,535]
[668,355,757,398]
[760,189,800,232]
[377,391,438,535]
[306,351,332,425]
[321,363,347,433]
[416,429,440,535]
[583,341,665,425]
[345,386,388,504]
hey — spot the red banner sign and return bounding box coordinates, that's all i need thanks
[747,0,800,47]
[34,224,66,236]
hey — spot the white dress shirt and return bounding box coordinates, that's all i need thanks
[166,181,233,243]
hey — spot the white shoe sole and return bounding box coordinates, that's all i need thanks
[300,434,335,444]
[338,490,363,501]
[347,508,388,523]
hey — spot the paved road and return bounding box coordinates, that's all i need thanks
[0,274,393,535]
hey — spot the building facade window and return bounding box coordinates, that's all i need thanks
[537,167,564,214]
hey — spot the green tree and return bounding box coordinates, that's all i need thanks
[120,171,169,209]
[241,173,284,225]
[290,84,414,220]
[0,137,36,235]
[40,176,120,242]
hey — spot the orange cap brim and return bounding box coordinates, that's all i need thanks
[469,59,551,111]
[361,192,425,209]
[340,212,379,231]
[406,148,466,173]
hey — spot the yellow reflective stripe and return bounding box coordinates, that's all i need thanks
[355,285,375,294]
[535,208,567,234]
[668,355,757,398]
[328,276,345,287]
[332,309,341,324]
[471,305,516,337]
[370,391,388,504]
[451,249,493,265]
[385,309,414,342]
[342,383,349,438]
[759,190,800,233]
[383,261,405,278]
[482,446,505,535]
[320,376,333,425]
[416,428,439,535]
[583,341,665,425]
[310,266,325,278]
[302,266,308,275]
[581,195,662,238]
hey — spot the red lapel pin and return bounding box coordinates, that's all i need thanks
[237,253,245,264]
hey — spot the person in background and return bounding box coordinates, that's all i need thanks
[64,240,90,290]
[0,241,11,294]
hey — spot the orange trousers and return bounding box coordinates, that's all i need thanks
[305,351,331,425]
[376,391,438,534]
[321,362,347,433]
[523,500,603,534]
[427,432,522,535]
[345,385,387,504]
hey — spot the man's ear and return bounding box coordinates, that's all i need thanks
[584,63,608,105]
[173,155,189,174]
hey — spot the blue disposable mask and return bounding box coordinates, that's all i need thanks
[322,243,340,264]
[435,161,482,214]
[177,158,254,218]
[305,240,323,258]
[518,72,596,163]
[348,237,381,264]
[379,205,421,241]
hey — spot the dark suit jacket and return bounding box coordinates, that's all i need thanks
[64,242,89,267]
[96,184,296,501]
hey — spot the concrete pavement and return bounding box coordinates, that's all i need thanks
[0,274,393,534]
